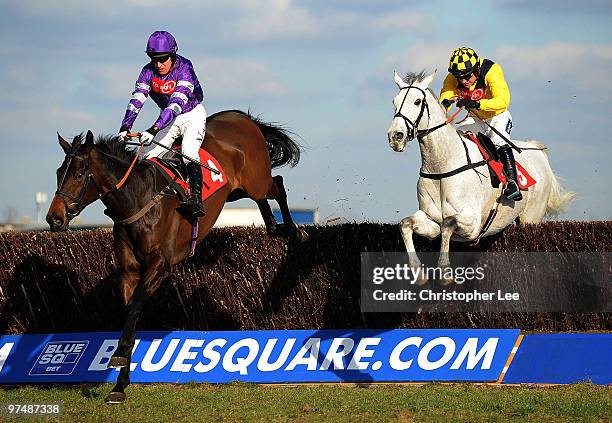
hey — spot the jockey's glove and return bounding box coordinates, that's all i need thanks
[140,125,160,144]
[441,98,454,109]
[140,131,155,144]
[117,125,130,142]
[456,98,480,110]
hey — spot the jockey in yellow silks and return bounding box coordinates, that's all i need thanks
[440,47,522,201]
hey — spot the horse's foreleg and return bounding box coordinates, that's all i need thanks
[437,216,458,286]
[267,175,308,241]
[437,209,477,286]
[400,210,440,286]
[116,249,141,305]
[106,253,169,404]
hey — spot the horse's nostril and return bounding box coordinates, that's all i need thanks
[394,132,404,141]
[48,216,64,231]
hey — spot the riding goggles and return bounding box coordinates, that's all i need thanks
[147,53,172,63]
[452,70,474,80]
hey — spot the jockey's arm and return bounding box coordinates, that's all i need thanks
[478,63,510,113]
[120,67,151,132]
[439,73,458,110]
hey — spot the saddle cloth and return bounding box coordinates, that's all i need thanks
[462,131,536,190]
[146,147,228,201]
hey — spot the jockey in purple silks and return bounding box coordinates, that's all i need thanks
[117,30,206,219]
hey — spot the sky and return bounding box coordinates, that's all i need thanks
[1,0,611,225]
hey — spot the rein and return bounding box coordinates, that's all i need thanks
[115,136,146,189]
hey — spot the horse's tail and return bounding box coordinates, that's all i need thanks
[210,109,301,168]
[527,140,577,216]
[247,112,301,168]
[546,171,577,216]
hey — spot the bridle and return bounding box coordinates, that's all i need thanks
[393,85,429,141]
[55,147,131,220]
[393,85,460,141]
[55,153,101,220]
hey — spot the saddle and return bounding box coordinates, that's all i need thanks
[460,131,536,190]
[146,146,227,202]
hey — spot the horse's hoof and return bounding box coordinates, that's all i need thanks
[105,391,126,404]
[268,223,287,237]
[440,276,454,287]
[415,275,429,286]
[108,356,129,369]
[295,228,309,242]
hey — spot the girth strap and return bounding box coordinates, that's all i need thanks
[419,160,487,180]
[110,190,167,225]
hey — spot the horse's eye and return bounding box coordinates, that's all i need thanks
[75,165,87,179]
[414,99,422,105]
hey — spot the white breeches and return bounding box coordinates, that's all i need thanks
[144,104,207,163]
[456,110,513,147]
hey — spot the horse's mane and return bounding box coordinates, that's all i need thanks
[402,70,428,86]
[70,133,155,200]
[402,70,440,100]
[93,134,138,162]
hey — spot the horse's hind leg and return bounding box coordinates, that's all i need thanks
[256,199,279,235]
[266,175,308,241]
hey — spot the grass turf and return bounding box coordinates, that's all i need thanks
[1,383,610,422]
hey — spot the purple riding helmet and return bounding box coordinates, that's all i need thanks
[145,31,178,54]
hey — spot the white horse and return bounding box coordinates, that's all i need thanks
[387,70,576,285]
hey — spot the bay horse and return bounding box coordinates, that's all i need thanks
[387,70,576,285]
[46,110,306,403]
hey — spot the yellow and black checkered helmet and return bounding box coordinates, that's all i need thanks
[448,47,479,76]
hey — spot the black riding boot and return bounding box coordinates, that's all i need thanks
[181,162,206,219]
[498,146,523,201]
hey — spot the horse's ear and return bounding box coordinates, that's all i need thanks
[421,69,437,88]
[85,130,95,148]
[394,71,407,89]
[58,132,72,154]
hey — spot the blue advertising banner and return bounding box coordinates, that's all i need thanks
[503,333,612,385]
[0,329,519,384]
